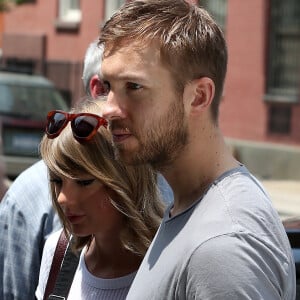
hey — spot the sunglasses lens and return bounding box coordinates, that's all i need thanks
[47,112,67,136]
[72,116,98,139]
[46,111,107,142]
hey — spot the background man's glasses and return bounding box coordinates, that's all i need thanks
[46,110,108,142]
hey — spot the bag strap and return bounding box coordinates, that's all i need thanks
[43,230,68,300]
[48,237,80,300]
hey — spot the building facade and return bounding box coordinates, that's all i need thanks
[1,0,300,145]
[1,0,120,105]
[217,0,300,146]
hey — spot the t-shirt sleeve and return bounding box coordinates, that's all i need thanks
[184,233,287,299]
[35,229,63,300]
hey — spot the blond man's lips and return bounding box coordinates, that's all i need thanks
[111,129,132,143]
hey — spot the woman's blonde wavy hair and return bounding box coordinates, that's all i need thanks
[40,100,164,256]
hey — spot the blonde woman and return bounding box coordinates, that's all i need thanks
[35,101,164,300]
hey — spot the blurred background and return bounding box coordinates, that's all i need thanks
[0,0,299,220]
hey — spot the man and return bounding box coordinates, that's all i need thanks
[99,0,296,299]
[0,40,103,300]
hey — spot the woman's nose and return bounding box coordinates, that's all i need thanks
[56,183,75,207]
[57,190,67,206]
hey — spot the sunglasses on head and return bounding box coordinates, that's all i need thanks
[46,110,108,142]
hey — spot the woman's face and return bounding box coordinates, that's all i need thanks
[51,171,124,238]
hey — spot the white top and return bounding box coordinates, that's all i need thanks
[36,230,136,300]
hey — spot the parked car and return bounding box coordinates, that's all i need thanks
[283,217,300,299]
[0,71,69,179]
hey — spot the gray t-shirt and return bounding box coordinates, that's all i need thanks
[126,166,296,300]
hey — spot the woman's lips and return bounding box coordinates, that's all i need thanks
[66,214,85,224]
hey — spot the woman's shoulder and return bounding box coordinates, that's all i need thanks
[44,228,64,252]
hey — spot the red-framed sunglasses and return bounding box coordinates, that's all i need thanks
[46,110,108,142]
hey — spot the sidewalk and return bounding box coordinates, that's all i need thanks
[262,180,300,220]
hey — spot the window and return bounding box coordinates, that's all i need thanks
[56,0,81,30]
[5,59,34,75]
[266,0,300,103]
[199,0,228,33]
[267,104,292,134]
[104,0,125,21]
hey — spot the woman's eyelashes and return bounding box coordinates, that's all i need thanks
[76,179,95,187]
[50,177,95,187]
[50,177,62,186]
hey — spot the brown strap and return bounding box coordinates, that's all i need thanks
[43,230,68,300]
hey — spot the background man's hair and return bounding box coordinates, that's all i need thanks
[82,40,104,96]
